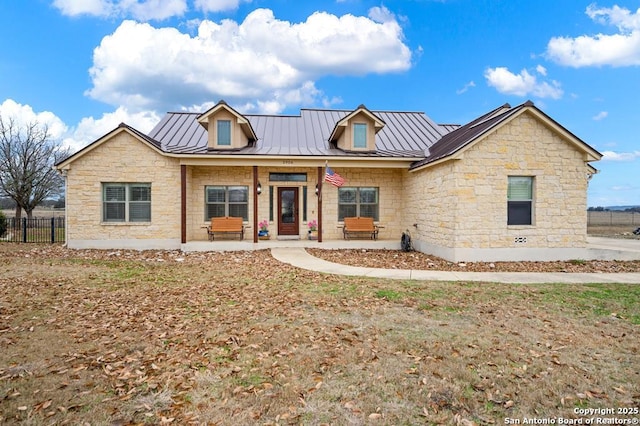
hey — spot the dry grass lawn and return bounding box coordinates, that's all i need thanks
[1,243,639,425]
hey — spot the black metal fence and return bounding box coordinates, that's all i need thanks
[0,217,65,243]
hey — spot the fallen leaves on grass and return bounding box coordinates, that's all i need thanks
[0,244,639,425]
[307,248,640,272]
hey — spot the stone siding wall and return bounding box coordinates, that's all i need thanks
[190,166,253,241]
[453,112,588,249]
[65,132,181,245]
[319,168,404,240]
[404,111,589,257]
[402,161,457,248]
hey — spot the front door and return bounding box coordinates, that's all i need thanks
[278,187,299,236]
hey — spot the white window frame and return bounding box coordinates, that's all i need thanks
[102,183,151,223]
[507,176,534,225]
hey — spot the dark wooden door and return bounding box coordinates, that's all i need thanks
[278,187,299,236]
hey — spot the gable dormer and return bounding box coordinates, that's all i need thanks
[329,104,385,152]
[197,100,258,150]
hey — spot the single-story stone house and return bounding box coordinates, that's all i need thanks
[55,100,602,262]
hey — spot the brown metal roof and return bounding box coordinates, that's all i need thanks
[410,100,602,169]
[148,107,450,158]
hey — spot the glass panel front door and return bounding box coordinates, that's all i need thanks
[278,187,299,235]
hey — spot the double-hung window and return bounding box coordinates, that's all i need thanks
[103,183,151,222]
[507,176,533,225]
[338,187,379,221]
[353,123,367,148]
[205,186,248,220]
[217,120,231,146]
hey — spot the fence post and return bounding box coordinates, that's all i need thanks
[51,217,55,243]
[22,217,27,243]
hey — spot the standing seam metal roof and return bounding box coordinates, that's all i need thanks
[147,108,450,158]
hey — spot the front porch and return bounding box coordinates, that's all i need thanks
[182,237,400,252]
[181,162,407,245]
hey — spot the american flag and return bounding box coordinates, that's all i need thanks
[324,165,345,187]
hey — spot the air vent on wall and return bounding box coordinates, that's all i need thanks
[514,236,527,244]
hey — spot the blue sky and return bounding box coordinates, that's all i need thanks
[1,0,638,207]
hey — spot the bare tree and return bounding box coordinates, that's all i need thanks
[0,116,70,222]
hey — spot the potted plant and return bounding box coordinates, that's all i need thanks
[307,219,318,240]
[258,219,270,239]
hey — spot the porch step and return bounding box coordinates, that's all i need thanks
[277,235,301,241]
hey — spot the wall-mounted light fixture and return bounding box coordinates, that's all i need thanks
[315,184,319,196]
[257,182,262,195]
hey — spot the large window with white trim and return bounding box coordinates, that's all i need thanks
[205,186,248,220]
[338,187,379,221]
[507,176,534,225]
[102,183,151,222]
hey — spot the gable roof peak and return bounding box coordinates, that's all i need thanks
[523,100,534,107]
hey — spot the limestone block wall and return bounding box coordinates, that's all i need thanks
[65,132,181,246]
[452,113,589,250]
[189,166,254,241]
[320,168,405,240]
[403,161,458,249]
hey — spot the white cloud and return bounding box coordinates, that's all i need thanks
[194,0,251,13]
[52,0,112,16]
[586,4,640,31]
[546,4,640,67]
[592,111,608,121]
[368,5,396,23]
[53,0,188,20]
[86,9,411,114]
[611,185,634,191]
[536,64,547,76]
[0,99,161,154]
[484,67,563,99]
[456,81,475,95]
[0,99,68,140]
[66,107,160,152]
[601,150,640,161]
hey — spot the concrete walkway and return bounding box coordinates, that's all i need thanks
[271,247,640,284]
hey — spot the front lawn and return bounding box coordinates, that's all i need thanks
[1,245,638,425]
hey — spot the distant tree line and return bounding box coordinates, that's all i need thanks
[588,206,640,213]
[0,196,64,210]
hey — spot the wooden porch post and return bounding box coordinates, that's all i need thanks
[181,165,186,244]
[317,166,323,243]
[253,165,258,243]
